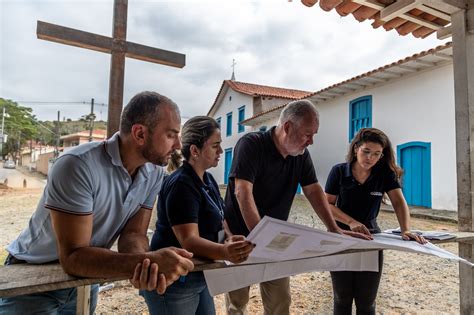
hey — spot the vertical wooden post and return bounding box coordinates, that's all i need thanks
[452,2,474,314]
[76,285,91,315]
[107,0,128,138]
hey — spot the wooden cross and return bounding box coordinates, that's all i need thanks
[36,0,185,137]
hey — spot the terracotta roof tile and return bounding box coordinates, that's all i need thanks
[226,80,311,99]
[313,0,453,39]
[207,80,311,116]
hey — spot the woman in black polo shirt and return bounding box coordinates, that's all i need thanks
[141,116,255,315]
[325,128,426,315]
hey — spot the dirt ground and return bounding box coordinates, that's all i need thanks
[0,187,461,314]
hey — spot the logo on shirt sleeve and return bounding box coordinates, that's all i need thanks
[370,191,383,196]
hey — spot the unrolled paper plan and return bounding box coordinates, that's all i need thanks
[204,217,471,296]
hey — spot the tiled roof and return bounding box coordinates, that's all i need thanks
[242,41,453,126]
[226,80,311,99]
[301,0,460,39]
[207,80,311,116]
[60,129,107,140]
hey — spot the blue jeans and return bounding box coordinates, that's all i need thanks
[0,285,99,315]
[140,271,215,315]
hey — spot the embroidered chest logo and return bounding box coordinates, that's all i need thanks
[370,191,383,196]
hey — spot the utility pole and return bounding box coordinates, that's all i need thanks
[16,131,21,165]
[55,111,60,157]
[0,107,5,160]
[88,98,95,142]
[29,138,33,171]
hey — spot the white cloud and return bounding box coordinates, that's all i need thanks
[1,0,448,121]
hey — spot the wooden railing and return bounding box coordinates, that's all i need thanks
[1,232,473,314]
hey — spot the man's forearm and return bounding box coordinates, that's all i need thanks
[241,206,261,232]
[118,233,150,253]
[304,184,340,232]
[60,246,150,278]
[234,180,261,232]
[236,193,261,231]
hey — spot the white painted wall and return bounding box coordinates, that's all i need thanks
[310,64,456,210]
[261,97,292,112]
[207,65,457,211]
[208,87,253,184]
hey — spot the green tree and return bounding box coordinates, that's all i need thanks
[0,98,39,160]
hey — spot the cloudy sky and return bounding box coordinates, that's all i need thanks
[1,0,448,121]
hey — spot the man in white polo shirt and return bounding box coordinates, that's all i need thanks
[0,91,194,314]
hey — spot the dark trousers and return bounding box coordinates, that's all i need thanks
[330,251,383,315]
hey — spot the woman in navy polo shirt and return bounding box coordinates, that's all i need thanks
[325,128,426,315]
[141,116,255,315]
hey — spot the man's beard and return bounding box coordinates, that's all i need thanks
[142,138,169,166]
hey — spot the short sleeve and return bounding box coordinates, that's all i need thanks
[45,155,94,215]
[141,167,165,209]
[325,165,341,196]
[300,150,318,186]
[384,168,402,193]
[229,136,260,183]
[165,180,201,226]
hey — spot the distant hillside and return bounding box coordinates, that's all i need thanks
[41,120,107,136]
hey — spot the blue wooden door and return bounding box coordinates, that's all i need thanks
[224,148,233,185]
[397,142,431,208]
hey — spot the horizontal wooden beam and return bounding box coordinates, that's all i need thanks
[126,41,185,68]
[319,91,342,97]
[381,0,420,22]
[402,12,445,30]
[437,25,453,39]
[418,3,452,21]
[434,52,453,59]
[345,81,372,88]
[2,232,473,298]
[37,21,185,68]
[333,85,356,92]
[382,69,404,77]
[352,0,384,10]
[360,76,388,83]
[352,0,444,29]
[396,64,420,72]
[415,59,436,66]
[310,95,331,100]
[37,21,112,54]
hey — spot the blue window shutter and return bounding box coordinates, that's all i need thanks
[238,106,245,133]
[349,95,372,141]
[226,112,232,136]
[224,148,233,184]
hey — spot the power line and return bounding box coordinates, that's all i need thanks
[34,121,56,135]
[18,101,108,107]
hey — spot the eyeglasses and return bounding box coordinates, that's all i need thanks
[360,148,384,159]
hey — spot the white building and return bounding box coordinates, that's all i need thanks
[239,42,456,211]
[207,80,311,185]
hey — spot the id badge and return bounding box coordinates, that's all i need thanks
[217,229,226,243]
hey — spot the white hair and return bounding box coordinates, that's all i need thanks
[278,99,319,126]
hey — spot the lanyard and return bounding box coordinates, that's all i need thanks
[201,186,224,221]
